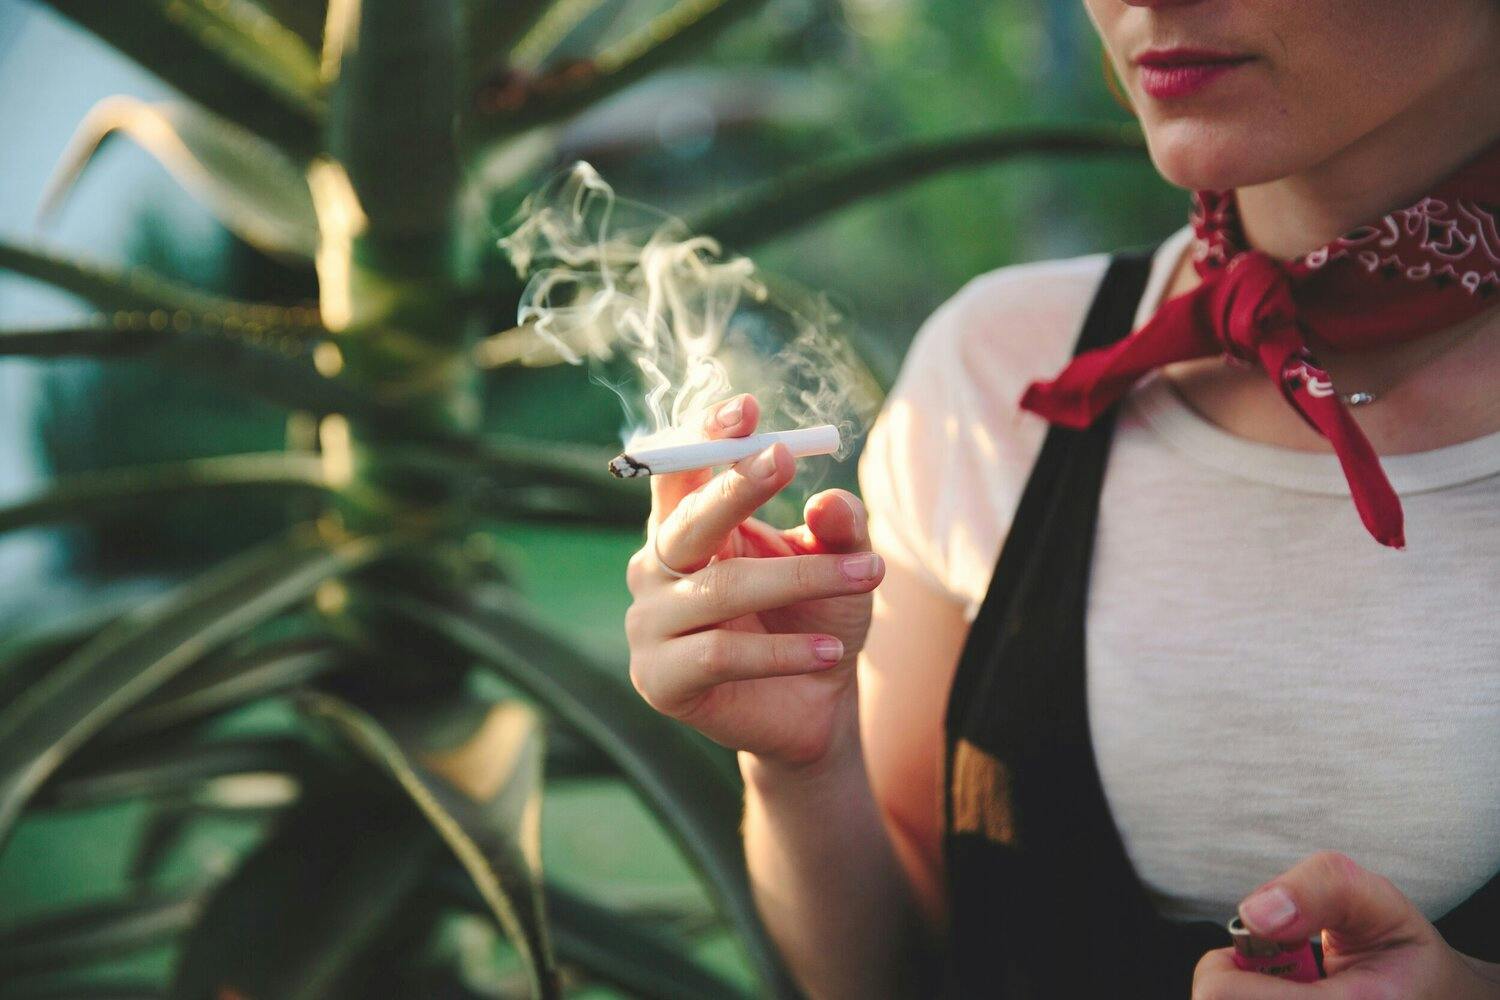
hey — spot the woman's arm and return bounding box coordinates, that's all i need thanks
[739,557,969,998]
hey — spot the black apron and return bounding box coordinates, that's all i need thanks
[939,249,1500,998]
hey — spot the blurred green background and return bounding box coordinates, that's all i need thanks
[0,0,1184,996]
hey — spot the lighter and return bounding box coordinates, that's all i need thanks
[1227,916,1322,982]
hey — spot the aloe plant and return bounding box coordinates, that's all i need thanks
[0,1,1146,997]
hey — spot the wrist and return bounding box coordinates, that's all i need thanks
[739,690,863,794]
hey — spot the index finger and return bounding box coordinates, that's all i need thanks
[649,393,761,527]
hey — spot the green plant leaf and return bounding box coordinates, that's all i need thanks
[0,242,330,367]
[435,864,743,998]
[128,803,195,885]
[0,605,124,713]
[440,869,751,1000]
[101,635,349,744]
[365,581,800,999]
[386,437,647,525]
[38,735,313,810]
[170,793,440,1000]
[503,0,610,70]
[692,122,1148,251]
[0,239,273,316]
[463,0,555,80]
[40,97,318,260]
[0,321,174,358]
[0,527,391,850]
[0,891,202,981]
[0,453,328,536]
[0,318,362,426]
[38,0,322,155]
[547,883,752,1000]
[543,724,613,780]
[300,691,561,1000]
[254,0,328,49]
[473,0,773,142]
[0,980,164,1000]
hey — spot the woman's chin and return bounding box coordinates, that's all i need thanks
[1141,118,1303,192]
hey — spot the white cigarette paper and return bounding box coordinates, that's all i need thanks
[609,424,841,478]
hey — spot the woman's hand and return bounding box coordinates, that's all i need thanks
[623,393,885,768]
[1192,851,1500,999]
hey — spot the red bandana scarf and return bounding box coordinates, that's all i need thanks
[1020,145,1500,549]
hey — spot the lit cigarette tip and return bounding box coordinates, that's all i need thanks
[607,424,841,479]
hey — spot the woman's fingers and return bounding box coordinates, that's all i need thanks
[654,549,884,634]
[653,442,794,575]
[632,629,845,714]
[782,489,869,554]
[649,394,760,526]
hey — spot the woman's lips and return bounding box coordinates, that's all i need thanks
[1134,48,1254,100]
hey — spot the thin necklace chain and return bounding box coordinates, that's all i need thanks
[1320,314,1495,407]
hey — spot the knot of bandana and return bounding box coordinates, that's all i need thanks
[1209,252,1297,364]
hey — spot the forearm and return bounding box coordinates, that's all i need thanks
[739,694,941,1000]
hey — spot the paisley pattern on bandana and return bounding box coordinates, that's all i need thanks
[1197,189,1500,297]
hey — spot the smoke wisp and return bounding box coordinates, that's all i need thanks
[498,163,879,466]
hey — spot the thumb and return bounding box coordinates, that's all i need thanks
[1239,851,1428,953]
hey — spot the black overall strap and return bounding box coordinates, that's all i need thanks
[941,250,1225,999]
[940,250,1500,999]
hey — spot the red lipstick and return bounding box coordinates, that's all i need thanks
[1135,47,1253,100]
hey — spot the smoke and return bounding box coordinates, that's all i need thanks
[497,163,879,463]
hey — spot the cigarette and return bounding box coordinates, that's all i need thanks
[608,424,841,478]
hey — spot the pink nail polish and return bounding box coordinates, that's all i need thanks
[840,553,880,581]
[1227,917,1321,982]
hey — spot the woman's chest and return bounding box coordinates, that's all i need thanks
[1082,417,1500,922]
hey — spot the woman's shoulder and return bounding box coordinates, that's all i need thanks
[857,250,1117,615]
[894,250,1115,414]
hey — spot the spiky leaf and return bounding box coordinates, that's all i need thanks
[365,581,800,998]
[40,97,318,259]
[473,0,773,142]
[0,528,391,848]
[37,0,322,154]
[170,793,439,1000]
[301,691,560,999]
[39,735,313,810]
[0,453,327,536]
[692,122,1149,251]
[0,891,203,981]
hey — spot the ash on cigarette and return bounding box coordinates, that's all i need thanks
[496,163,880,475]
[607,453,650,479]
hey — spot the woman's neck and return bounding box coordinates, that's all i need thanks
[1158,78,1500,455]
[1235,71,1500,260]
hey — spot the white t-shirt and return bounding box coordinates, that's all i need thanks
[858,224,1500,925]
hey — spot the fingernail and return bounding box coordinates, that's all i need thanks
[714,396,744,429]
[840,552,881,582]
[813,637,844,664]
[1240,886,1297,934]
[751,445,779,479]
[836,493,863,532]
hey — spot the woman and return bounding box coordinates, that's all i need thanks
[624,1,1500,996]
